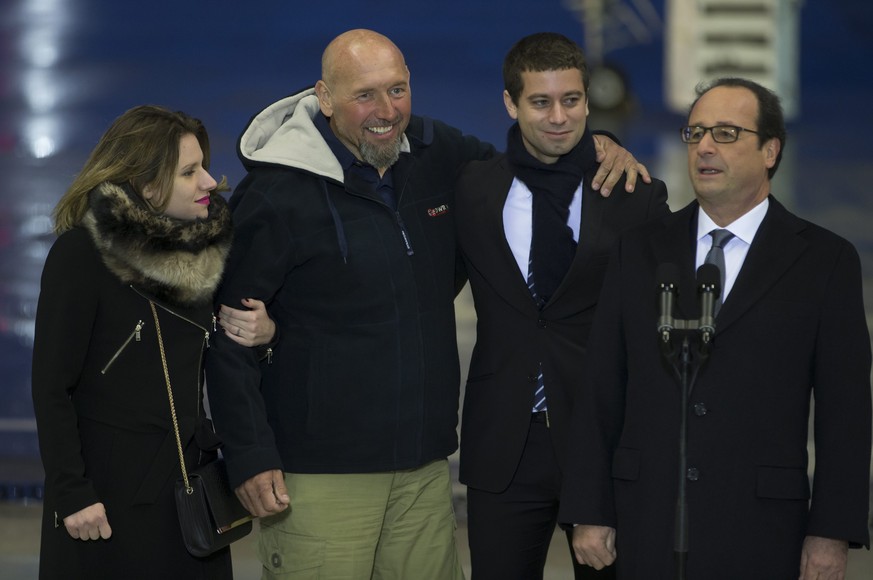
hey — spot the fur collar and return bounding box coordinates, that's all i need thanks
[83,182,232,306]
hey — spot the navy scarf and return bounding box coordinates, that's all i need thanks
[505,122,597,306]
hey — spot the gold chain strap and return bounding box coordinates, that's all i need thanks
[150,301,193,494]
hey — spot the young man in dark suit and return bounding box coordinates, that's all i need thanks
[454,32,670,579]
[561,78,871,579]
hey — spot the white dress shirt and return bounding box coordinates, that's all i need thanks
[503,177,583,280]
[695,198,769,301]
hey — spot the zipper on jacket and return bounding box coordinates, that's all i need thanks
[395,211,414,256]
[134,288,211,418]
[393,160,414,256]
[195,334,205,419]
[131,288,211,341]
[342,186,414,257]
[101,320,145,375]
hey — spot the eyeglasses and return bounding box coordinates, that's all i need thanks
[679,125,759,144]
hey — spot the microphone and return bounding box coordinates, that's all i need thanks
[696,263,721,343]
[656,263,679,342]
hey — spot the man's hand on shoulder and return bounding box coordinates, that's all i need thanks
[592,134,652,196]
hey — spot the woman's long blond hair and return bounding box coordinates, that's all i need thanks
[53,105,226,234]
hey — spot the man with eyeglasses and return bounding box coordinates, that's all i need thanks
[559,77,871,579]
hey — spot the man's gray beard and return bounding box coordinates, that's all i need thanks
[359,137,401,171]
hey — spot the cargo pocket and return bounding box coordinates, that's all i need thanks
[258,516,326,578]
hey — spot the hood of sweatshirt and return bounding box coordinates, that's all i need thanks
[237,87,411,183]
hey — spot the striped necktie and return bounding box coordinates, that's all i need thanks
[527,255,547,413]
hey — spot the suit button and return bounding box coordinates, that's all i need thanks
[693,403,707,416]
[686,467,700,481]
[538,319,547,328]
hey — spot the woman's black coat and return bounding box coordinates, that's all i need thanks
[32,183,233,579]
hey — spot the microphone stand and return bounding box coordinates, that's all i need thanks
[657,266,719,580]
[660,325,706,580]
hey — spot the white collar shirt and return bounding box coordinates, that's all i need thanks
[695,197,769,301]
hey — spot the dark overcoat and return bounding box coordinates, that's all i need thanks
[560,197,872,579]
[32,184,233,579]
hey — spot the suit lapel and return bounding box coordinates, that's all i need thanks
[472,158,540,312]
[715,197,808,334]
[546,181,606,307]
[649,198,809,334]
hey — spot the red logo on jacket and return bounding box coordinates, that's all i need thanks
[427,204,449,217]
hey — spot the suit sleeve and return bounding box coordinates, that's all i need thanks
[647,179,671,220]
[31,230,102,519]
[205,174,295,488]
[558,236,630,528]
[806,240,872,547]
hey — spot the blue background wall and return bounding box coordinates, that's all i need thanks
[1,0,872,470]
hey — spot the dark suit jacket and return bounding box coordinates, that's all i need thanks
[559,197,872,579]
[455,153,670,492]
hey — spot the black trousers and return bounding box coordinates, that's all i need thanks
[466,415,616,580]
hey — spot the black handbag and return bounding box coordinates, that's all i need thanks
[151,302,253,557]
[173,458,253,557]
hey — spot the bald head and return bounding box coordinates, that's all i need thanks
[321,29,406,87]
[315,29,412,172]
